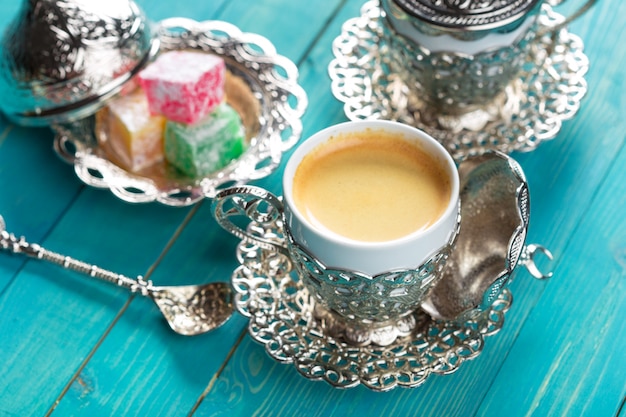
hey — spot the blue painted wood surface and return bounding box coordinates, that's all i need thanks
[0,0,624,416]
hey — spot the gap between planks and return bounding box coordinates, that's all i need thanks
[44,202,205,416]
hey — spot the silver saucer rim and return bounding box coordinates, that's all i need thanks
[52,18,307,207]
[231,217,514,391]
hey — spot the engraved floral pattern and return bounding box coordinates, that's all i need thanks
[394,0,538,27]
[285,223,457,323]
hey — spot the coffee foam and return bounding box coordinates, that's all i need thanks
[292,129,451,242]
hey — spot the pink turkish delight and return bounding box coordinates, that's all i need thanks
[138,51,225,124]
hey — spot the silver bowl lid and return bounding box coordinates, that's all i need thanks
[390,0,542,31]
[0,0,159,126]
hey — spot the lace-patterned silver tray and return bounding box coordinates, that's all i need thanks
[232,219,512,391]
[52,18,307,206]
[328,2,589,160]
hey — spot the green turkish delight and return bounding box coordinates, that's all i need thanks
[164,103,246,177]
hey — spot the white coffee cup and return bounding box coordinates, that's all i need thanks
[280,120,459,276]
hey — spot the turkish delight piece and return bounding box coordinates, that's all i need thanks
[164,103,246,177]
[138,51,226,124]
[97,89,166,171]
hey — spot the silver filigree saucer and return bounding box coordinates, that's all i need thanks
[232,219,513,391]
[328,2,588,160]
[52,18,307,206]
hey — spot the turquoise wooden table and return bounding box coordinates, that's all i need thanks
[0,0,624,416]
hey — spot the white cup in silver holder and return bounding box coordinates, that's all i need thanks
[380,0,597,115]
[213,120,460,345]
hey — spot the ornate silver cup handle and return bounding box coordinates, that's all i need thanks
[211,186,289,256]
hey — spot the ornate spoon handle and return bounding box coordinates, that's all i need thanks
[0,228,153,296]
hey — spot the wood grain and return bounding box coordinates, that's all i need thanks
[0,0,624,416]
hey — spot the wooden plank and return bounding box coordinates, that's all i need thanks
[0,124,83,292]
[217,0,331,63]
[0,125,77,236]
[0,188,192,415]
[472,3,626,414]
[0,1,231,415]
[477,142,626,416]
[475,3,626,409]
[0,0,622,416]
[137,0,229,21]
[0,2,20,30]
[49,201,249,416]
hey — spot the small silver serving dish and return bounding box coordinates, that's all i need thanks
[0,0,306,206]
[51,18,307,206]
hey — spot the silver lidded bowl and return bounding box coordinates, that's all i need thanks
[0,0,159,126]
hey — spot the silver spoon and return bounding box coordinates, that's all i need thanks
[0,215,233,336]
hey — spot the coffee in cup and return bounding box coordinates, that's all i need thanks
[292,129,452,242]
